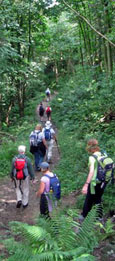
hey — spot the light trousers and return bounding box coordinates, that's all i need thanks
[46,139,54,161]
[15,176,29,206]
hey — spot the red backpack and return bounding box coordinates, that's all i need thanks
[46,106,51,113]
[14,158,26,180]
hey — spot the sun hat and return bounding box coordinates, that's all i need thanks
[45,121,52,129]
[40,162,49,169]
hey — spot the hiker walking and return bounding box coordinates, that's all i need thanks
[46,106,52,121]
[80,139,114,220]
[43,121,57,163]
[29,124,47,171]
[45,88,51,101]
[38,102,45,121]
[36,162,61,218]
[10,145,35,208]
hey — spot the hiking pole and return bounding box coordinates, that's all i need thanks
[55,139,60,156]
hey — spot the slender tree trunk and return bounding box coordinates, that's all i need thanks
[5,103,12,126]
[16,80,24,117]
[79,28,84,67]
[103,40,108,72]
[0,94,2,129]
[54,60,59,83]
[28,0,32,62]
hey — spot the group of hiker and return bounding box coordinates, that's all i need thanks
[10,88,114,220]
[38,102,52,121]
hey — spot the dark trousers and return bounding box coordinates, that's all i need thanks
[46,112,51,120]
[34,150,44,170]
[82,183,106,218]
[40,194,50,218]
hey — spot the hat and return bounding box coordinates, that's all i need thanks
[45,121,52,128]
[40,162,49,169]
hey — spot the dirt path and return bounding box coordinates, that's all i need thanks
[0,97,76,241]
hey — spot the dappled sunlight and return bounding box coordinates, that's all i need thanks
[0,199,16,203]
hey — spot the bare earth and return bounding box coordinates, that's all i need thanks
[1,98,114,260]
[0,98,76,239]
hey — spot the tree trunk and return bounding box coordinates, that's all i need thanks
[16,79,24,117]
[5,103,12,126]
[28,0,32,62]
[0,94,2,129]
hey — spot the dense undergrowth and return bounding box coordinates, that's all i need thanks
[1,206,115,261]
[0,66,115,260]
[0,93,45,178]
[51,66,115,213]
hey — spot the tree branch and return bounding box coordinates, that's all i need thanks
[0,132,16,142]
[62,0,115,48]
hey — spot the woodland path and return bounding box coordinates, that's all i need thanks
[0,95,76,250]
[0,97,115,261]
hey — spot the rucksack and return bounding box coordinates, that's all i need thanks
[45,174,61,200]
[39,105,44,114]
[93,154,114,183]
[29,131,40,147]
[14,157,27,180]
[44,128,51,141]
[46,90,50,95]
[46,107,51,113]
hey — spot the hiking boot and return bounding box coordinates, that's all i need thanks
[16,200,22,208]
[23,203,28,209]
[47,159,52,164]
[78,215,84,223]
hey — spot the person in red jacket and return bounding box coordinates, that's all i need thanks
[46,106,52,120]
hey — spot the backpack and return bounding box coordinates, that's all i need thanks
[93,154,114,183]
[46,89,50,95]
[39,105,44,114]
[46,107,51,113]
[45,174,61,200]
[44,128,51,141]
[29,131,40,147]
[14,157,27,180]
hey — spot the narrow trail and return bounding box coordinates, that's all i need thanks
[0,96,77,244]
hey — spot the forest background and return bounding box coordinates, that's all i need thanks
[0,0,115,260]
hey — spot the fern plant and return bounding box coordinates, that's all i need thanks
[95,218,115,241]
[2,206,101,261]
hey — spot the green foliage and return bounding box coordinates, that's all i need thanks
[0,94,43,178]
[95,218,115,241]
[3,207,100,261]
[51,66,115,212]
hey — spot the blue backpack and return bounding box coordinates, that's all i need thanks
[29,131,40,146]
[45,174,61,200]
[44,128,51,141]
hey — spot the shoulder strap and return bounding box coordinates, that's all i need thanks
[45,173,55,179]
[92,154,107,162]
[45,174,50,179]
[92,155,97,159]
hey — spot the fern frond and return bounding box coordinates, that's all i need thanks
[10,221,58,251]
[76,206,99,250]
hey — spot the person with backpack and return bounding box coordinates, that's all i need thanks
[10,145,35,208]
[43,121,57,163]
[80,139,114,220]
[29,124,48,171]
[38,102,45,121]
[45,106,52,121]
[45,88,51,102]
[36,162,61,218]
